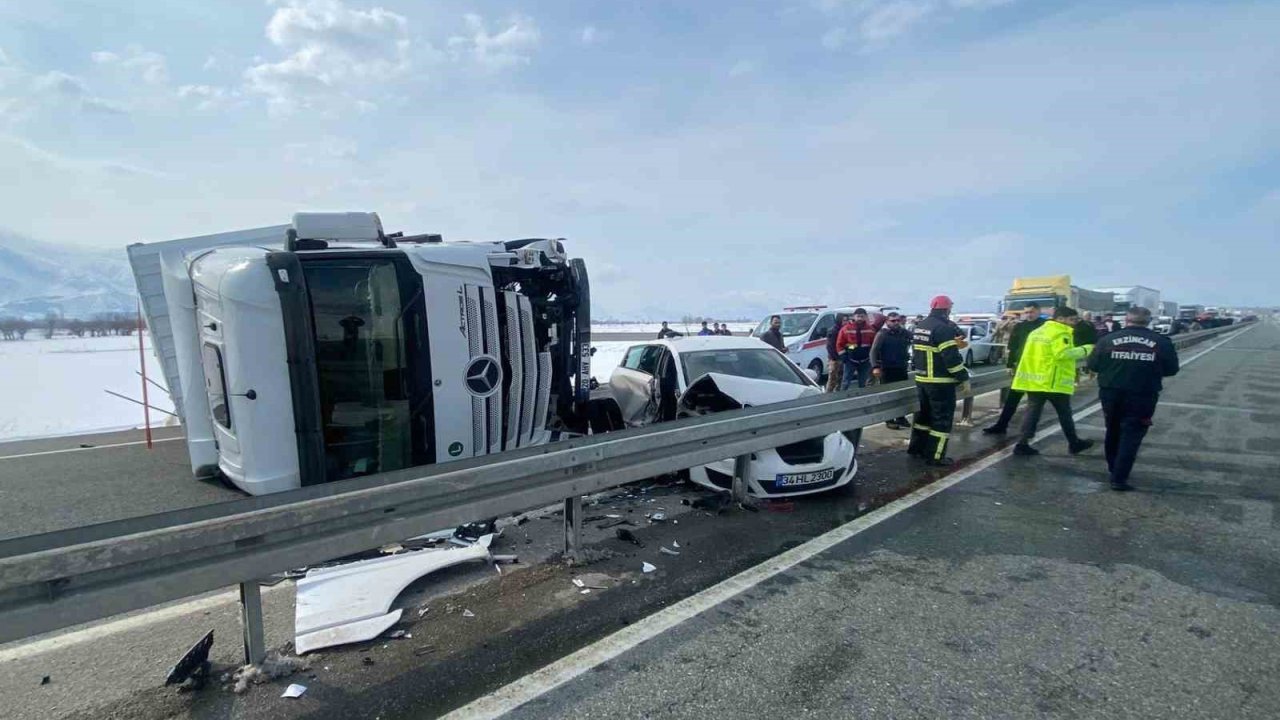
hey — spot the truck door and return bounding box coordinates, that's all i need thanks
[194,293,242,464]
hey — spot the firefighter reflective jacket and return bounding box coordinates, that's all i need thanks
[1012,320,1092,394]
[912,312,970,384]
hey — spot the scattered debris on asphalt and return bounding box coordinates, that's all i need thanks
[648,512,667,522]
[580,589,591,595]
[572,578,586,588]
[596,518,632,530]
[165,630,214,691]
[387,630,412,640]
[414,645,436,656]
[660,546,680,556]
[362,657,375,666]
[574,573,614,589]
[281,683,307,699]
[672,541,681,549]
[642,562,657,573]
[616,528,644,547]
[40,676,50,686]
[463,609,476,618]
[230,651,308,694]
[417,605,430,617]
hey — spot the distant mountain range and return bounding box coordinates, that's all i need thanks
[0,229,137,319]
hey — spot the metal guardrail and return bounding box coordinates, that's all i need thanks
[0,322,1248,655]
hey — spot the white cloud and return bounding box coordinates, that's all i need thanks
[580,25,608,46]
[246,0,411,109]
[202,55,219,71]
[821,26,850,50]
[91,45,168,85]
[448,14,540,69]
[32,70,87,98]
[949,0,1015,8]
[80,96,130,115]
[177,84,238,110]
[728,60,758,78]
[860,1,935,43]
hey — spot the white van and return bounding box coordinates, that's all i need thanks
[751,304,899,382]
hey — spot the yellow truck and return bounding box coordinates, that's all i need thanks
[1001,275,1113,318]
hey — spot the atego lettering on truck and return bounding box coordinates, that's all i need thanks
[129,212,592,495]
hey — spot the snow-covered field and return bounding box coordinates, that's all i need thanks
[0,334,176,442]
[593,321,758,334]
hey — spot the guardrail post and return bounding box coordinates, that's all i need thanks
[959,395,975,426]
[239,580,266,666]
[563,496,583,564]
[732,454,752,504]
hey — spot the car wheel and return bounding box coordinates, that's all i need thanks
[809,359,826,383]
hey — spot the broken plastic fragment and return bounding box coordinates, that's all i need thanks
[672,541,680,549]
[642,562,657,573]
[660,547,680,556]
[572,578,586,588]
[281,684,307,699]
[580,589,591,595]
[463,609,476,618]
[417,606,430,618]
[294,535,494,654]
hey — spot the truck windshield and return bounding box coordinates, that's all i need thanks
[301,256,430,482]
[1004,296,1057,312]
[680,348,808,386]
[752,313,817,338]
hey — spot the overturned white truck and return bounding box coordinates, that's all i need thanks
[129,212,592,495]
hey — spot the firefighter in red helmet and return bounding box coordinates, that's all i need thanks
[909,295,971,466]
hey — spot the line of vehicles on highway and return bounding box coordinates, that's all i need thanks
[127,215,1239,504]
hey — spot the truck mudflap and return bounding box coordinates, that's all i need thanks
[265,251,326,486]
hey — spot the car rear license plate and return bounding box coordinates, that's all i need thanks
[775,468,835,487]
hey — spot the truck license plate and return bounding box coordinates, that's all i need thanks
[775,468,835,487]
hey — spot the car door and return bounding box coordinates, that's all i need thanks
[969,325,991,363]
[610,345,662,426]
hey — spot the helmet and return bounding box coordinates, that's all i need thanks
[929,295,953,310]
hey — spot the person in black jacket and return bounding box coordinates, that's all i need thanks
[870,311,911,427]
[1087,307,1179,491]
[909,296,970,466]
[760,315,787,352]
[656,321,683,339]
[983,303,1045,435]
[1075,312,1099,346]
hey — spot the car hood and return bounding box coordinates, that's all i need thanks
[679,372,820,415]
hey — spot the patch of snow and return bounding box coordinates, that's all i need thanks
[0,333,177,441]
[592,322,758,335]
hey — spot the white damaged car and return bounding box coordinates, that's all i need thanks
[601,336,858,497]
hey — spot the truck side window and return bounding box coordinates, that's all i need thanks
[202,343,232,430]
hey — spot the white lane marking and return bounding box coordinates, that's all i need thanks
[1159,401,1263,414]
[443,326,1252,720]
[0,583,289,664]
[0,436,184,461]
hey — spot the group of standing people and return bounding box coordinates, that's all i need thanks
[810,297,1180,486]
[982,301,1179,490]
[656,321,735,339]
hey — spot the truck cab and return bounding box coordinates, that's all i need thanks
[130,212,591,495]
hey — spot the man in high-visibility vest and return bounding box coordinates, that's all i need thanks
[909,295,970,466]
[1011,306,1096,456]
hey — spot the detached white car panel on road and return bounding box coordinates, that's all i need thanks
[607,336,857,498]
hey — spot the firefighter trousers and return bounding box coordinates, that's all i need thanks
[909,383,957,461]
[1099,387,1158,485]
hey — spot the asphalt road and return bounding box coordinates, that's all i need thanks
[486,322,1280,719]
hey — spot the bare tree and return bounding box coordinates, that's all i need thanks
[67,318,86,337]
[0,317,14,341]
[43,313,59,339]
[13,318,31,340]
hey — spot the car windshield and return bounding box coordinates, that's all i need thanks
[680,348,808,386]
[752,313,817,337]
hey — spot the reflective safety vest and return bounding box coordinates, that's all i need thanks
[1012,321,1092,394]
[911,314,970,384]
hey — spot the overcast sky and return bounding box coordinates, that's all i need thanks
[1,0,1276,317]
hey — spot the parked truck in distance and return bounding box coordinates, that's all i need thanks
[1001,275,1113,318]
[1099,286,1161,315]
[129,212,593,495]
